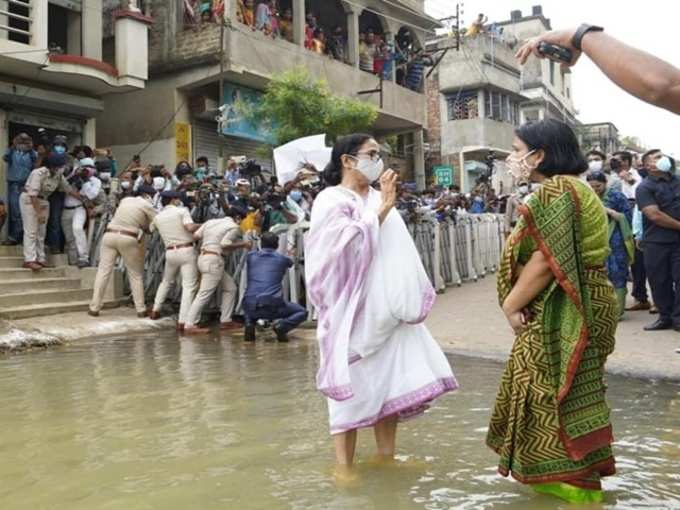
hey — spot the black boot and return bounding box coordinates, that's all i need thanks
[273,323,288,342]
[244,324,256,342]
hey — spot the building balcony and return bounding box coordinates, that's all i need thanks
[434,33,523,95]
[0,0,151,95]
[150,21,427,132]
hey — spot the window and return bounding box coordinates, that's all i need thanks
[550,60,555,86]
[484,90,520,125]
[446,90,479,121]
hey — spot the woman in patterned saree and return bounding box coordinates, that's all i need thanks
[487,120,618,504]
[586,171,634,318]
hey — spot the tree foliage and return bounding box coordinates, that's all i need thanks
[244,67,378,148]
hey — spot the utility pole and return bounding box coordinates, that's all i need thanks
[217,16,226,175]
[426,3,462,79]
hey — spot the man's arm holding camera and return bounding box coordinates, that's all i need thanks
[516,27,680,115]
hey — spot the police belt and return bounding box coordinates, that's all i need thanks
[106,228,138,239]
[167,242,194,251]
[200,249,221,257]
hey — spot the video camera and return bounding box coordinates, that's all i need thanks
[240,159,262,178]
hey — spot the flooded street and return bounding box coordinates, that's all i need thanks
[1,333,678,509]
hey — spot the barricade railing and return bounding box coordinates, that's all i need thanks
[90,209,504,320]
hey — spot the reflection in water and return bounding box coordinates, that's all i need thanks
[0,333,678,509]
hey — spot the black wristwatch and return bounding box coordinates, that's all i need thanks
[571,24,604,51]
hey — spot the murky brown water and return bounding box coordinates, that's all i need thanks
[1,332,678,509]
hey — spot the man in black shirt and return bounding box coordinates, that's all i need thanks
[636,150,680,331]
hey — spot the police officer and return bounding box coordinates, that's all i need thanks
[184,208,251,335]
[19,152,74,270]
[89,184,157,317]
[46,135,70,255]
[636,152,680,331]
[149,191,200,332]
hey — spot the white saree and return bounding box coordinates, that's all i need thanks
[306,185,457,434]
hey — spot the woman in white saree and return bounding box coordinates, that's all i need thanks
[305,134,458,478]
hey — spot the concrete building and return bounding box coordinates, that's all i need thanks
[497,5,577,126]
[1,0,151,234]
[577,122,620,155]
[426,31,524,193]
[97,0,439,187]
[426,4,577,193]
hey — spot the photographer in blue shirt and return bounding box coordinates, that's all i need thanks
[242,232,307,342]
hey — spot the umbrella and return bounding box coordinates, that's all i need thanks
[273,134,331,186]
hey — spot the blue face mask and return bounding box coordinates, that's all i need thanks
[290,190,303,202]
[54,145,66,155]
[657,156,673,173]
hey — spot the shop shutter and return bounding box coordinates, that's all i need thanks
[192,120,273,173]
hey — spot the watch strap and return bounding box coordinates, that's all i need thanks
[571,23,604,51]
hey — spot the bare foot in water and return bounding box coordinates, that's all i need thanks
[333,464,359,487]
[365,454,396,466]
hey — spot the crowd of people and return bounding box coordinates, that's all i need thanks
[185,0,434,92]
[1,130,324,339]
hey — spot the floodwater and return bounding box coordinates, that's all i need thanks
[1,332,679,510]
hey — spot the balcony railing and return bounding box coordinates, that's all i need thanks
[0,0,33,44]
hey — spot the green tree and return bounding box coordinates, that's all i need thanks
[243,67,378,150]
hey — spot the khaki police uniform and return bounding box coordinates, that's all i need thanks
[89,196,156,314]
[185,217,241,327]
[19,167,71,264]
[151,205,199,324]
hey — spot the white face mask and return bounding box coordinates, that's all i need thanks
[351,155,384,182]
[153,176,166,191]
[588,160,603,172]
[657,156,673,173]
[121,181,130,190]
[518,185,529,195]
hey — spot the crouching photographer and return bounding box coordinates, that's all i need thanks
[242,232,308,342]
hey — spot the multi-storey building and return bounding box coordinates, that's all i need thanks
[98,0,439,188]
[577,122,620,155]
[426,4,577,192]
[0,0,151,226]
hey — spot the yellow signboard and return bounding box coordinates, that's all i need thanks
[175,122,192,163]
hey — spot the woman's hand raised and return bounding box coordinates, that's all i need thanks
[378,169,398,224]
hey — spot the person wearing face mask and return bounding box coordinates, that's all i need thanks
[306,134,457,482]
[19,152,75,271]
[585,149,605,174]
[194,156,212,182]
[89,185,157,318]
[586,171,634,319]
[62,158,102,268]
[45,135,71,256]
[493,119,618,504]
[149,191,200,332]
[504,181,529,235]
[3,133,37,245]
[635,150,680,333]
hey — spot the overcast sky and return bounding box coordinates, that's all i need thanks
[424,0,680,155]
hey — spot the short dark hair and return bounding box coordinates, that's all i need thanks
[515,119,588,177]
[261,232,280,250]
[613,151,632,166]
[586,149,606,160]
[586,171,607,184]
[642,149,661,164]
[197,156,208,164]
[324,133,373,186]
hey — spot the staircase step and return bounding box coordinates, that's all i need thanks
[0,277,81,293]
[0,267,66,280]
[0,256,24,268]
[0,245,22,256]
[0,288,93,307]
[0,300,117,320]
